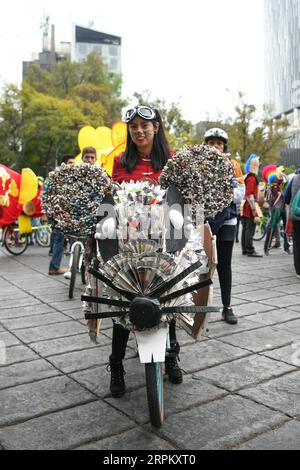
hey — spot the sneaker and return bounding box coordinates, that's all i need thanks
[64,271,72,280]
[48,268,68,275]
[107,355,126,398]
[165,353,183,384]
[222,307,238,325]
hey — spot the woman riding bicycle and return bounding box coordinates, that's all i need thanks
[108,105,182,398]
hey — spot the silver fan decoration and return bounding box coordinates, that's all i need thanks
[83,182,214,338]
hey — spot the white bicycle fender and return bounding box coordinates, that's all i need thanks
[135,327,169,364]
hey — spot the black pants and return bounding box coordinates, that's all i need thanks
[111,319,178,360]
[293,220,300,275]
[216,238,234,308]
[241,216,256,254]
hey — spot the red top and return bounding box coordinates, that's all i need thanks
[243,174,259,219]
[112,155,163,183]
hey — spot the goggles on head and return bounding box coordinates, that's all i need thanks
[124,106,156,123]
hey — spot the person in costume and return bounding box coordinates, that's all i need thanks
[204,128,245,325]
[284,166,300,278]
[109,105,182,398]
[241,154,263,257]
[263,166,290,255]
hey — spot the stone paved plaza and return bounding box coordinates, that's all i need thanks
[0,240,300,450]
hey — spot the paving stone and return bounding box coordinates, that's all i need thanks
[33,293,74,303]
[70,357,150,398]
[26,287,69,296]
[0,304,57,320]
[231,285,262,295]
[173,328,197,346]
[194,355,296,392]
[229,297,251,307]
[29,332,111,357]
[0,359,61,390]
[158,395,286,450]
[219,326,300,353]
[51,300,83,311]
[0,402,134,450]
[13,320,86,343]
[105,375,228,425]
[249,279,296,290]
[234,290,285,302]
[262,343,300,367]
[258,295,300,309]
[232,275,269,285]
[47,344,136,374]
[1,345,39,366]
[0,331,21,347]
[0,312,70,331]
[0,376,95,426]
[0,291,34,302]
[274,284,300,295]
[232,302,275,318]
[289,304,300,313]
[56,309,85,321]
[236,420,300,450]
[249,309,300,326]
[78,427,176,451]
[179,340,250,374]
[206,318,263,339]
[0,297,42,310]
[273,318,300,336]
[238,371,300,417]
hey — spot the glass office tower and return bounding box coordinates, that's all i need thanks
[264,0,300,154]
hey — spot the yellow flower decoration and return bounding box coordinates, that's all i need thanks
[9,179,19,198]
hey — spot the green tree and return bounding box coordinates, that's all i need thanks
[20,84,89,175]
[24,52,126,126]
[0,84,23,168]
[0,52,126,173]
[198,93,289,166]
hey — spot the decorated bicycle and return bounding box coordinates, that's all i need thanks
[41,141,235,428]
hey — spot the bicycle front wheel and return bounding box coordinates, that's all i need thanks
[69,244,81,299]
[253,223,266,241]
[145,362,164,428]
[36,225,51,247]
[3,226,28,256]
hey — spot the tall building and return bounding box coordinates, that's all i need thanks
[23,23,121,79]
[23,24,71,77]
[264,0,300,164]
[72,25,121,74]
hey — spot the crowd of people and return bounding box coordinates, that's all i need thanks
[37,105,300,397]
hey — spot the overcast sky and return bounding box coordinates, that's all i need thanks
[0,0,265,123]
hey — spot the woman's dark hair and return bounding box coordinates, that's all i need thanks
[121,109,170,173]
